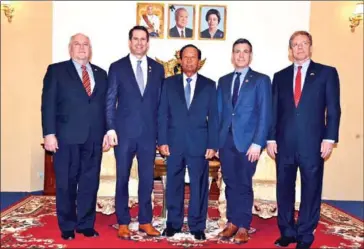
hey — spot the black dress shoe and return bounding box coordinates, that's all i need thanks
[61,230,75,240]
[191,230,206,241]
[275,236,297,247]
[162,227,181,237]
[296,242,311,249]
[76,228,99,237]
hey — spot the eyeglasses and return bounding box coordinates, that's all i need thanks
[291,41,310,49]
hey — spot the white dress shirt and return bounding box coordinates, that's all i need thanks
[183,73,197,106]
[177,27,187,37]
[129,53,148,85]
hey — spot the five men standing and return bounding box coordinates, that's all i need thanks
[41,27,340,249]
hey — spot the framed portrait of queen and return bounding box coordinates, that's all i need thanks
[198,5,227,40]
[137,2,165,38]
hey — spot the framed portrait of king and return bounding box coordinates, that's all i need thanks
[198,5,227,40]
[167,4,196,39]
[137,2,165,38]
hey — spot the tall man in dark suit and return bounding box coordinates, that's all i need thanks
[217,38,272,243]
[158,44,218,240]
[169,7,193,38]
[267,31,341,249]
[41,33,109,240]
[106,26,165,239]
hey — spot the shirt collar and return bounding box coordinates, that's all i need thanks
[129,53,147,65]
[177,26,186,33]
[183,73,197,82]
[294,59,311,70]
[234,66,250,75]
[72,59,91,71]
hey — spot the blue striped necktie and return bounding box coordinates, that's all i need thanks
[185,77,192,108]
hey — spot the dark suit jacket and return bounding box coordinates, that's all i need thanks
[217,68,272,152]
[158,74,219,156]
[105,55,164,149]
[41,59,108,144]
[169,26,193,38]
[200,29,224,39]
[268,60,341,158]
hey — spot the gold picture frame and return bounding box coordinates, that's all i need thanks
[136,2,165,39]
[198,5,227,41]
[167,4,196,40]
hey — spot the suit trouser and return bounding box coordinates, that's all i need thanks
[219,131,257,229]
[165,154,209,232]
[53,136,102,232]
[114,137,155,225]
[276,152,324,246]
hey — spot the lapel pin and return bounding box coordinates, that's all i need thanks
[94,68,97,71]
[310,72,315,76]
[245,79,249,83]
[149,66,152,73]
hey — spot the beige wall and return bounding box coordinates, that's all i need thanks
[1,1,363,200]
[1,1,52,191]
[310,1,363,200]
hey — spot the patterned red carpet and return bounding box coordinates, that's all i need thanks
[1,196,363,248]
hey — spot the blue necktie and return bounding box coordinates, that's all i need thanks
[232,72,242,107]
[185,77,192,109]
[136,60,145,95]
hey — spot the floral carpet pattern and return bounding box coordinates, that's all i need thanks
[1,196,363,248]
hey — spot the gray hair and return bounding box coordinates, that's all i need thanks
[174,7,188,20]
[68,33,92,48]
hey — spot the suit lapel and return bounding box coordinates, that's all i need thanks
[234,68,254,109]
[223,73,234,110]
[286,64,295,107]
[90,64,100,97]
[189,74,207,111]
[126,54,143,98]
[176,74,189,112]
[143,57,154,97]
[66,59,89,99]
[300,61,317,101]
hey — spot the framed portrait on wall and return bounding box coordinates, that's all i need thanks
[137,2,165,38]
[198,5,227,40]
[168,4,196,39]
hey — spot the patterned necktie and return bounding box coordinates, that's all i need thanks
[185,77,192,109]
[136,60,145,95]
[294,66,302,107]
[81,65,91,96]
[181,30,185,38]
[232,72,242,107]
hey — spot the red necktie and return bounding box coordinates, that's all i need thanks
[294,66,302,107]
[81,65,91,96]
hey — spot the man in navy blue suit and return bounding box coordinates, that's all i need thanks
[158,44,218,240]
[217,38,272,243]
[105,26,165,239]
[41,33,109,240]
[267,31,341,249]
